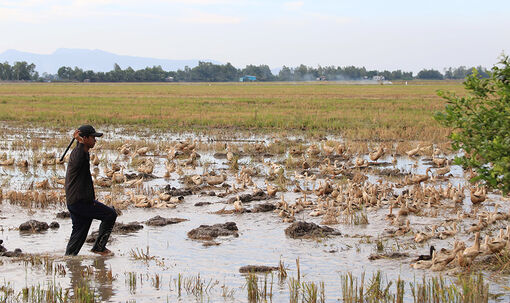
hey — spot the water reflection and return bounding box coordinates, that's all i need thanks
[66,257,114,302]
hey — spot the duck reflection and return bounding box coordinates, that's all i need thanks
[66,257,114,301]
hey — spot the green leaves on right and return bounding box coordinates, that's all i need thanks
[435,54,510,194]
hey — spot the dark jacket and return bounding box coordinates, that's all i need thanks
[65,142,95,205]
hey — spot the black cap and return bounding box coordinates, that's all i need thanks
[78,125,103,137]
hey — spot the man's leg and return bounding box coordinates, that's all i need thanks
[65,209,92,256]
[88,200,117,253]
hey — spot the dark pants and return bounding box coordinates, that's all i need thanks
[65,200,117,256]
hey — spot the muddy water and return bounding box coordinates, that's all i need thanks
[0,124,509,302]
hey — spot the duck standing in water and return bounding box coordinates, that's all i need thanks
[411,251,436,270]
[415,245,435,261]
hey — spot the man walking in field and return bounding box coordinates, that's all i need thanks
[65,125,117,256]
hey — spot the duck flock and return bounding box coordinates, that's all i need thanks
[0,132,509,276]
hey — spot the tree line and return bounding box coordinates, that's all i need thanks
[0,60,489,82]
[0,61,38,81]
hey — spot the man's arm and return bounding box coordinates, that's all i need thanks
[67,130,87,171]
[73,129,83,143]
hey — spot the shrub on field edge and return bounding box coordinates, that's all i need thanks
[434,54,510,194]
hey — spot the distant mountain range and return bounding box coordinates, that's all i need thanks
[0,48,219,74]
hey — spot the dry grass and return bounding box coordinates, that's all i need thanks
[0,82,465,142]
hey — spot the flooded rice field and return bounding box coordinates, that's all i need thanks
[0,123,509,302]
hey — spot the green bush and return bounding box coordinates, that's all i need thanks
[435,55,510,193]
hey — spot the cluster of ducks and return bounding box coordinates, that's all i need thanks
[0,152,67,167]
[0,188,65,207]
[412,226,510,271]
[1,136,509,274]
[408,201,510,270]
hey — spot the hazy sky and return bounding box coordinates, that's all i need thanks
[1,0,509,72]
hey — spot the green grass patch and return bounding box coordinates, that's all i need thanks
[0,82,465,141]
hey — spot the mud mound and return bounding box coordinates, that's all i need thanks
[368,252,409,260]
[0,240,22,257]
[375,168,408,177]
[163,186,194,196]
[195,202,212,207]
[199,191,216,197]
[56,211,70,219]
[239,265,278,273]
[86,221,143,243]
[284,221,341,239]
[145,215,187,226]
[115,222,144,233]
[1,248,22,257]
[125,172,158,180]
[368,161,392,167]
[252,203,276,212]
[187,222,239,241]
[213,152,228,159]
[19,220,49,233]
[227,190,269,204]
